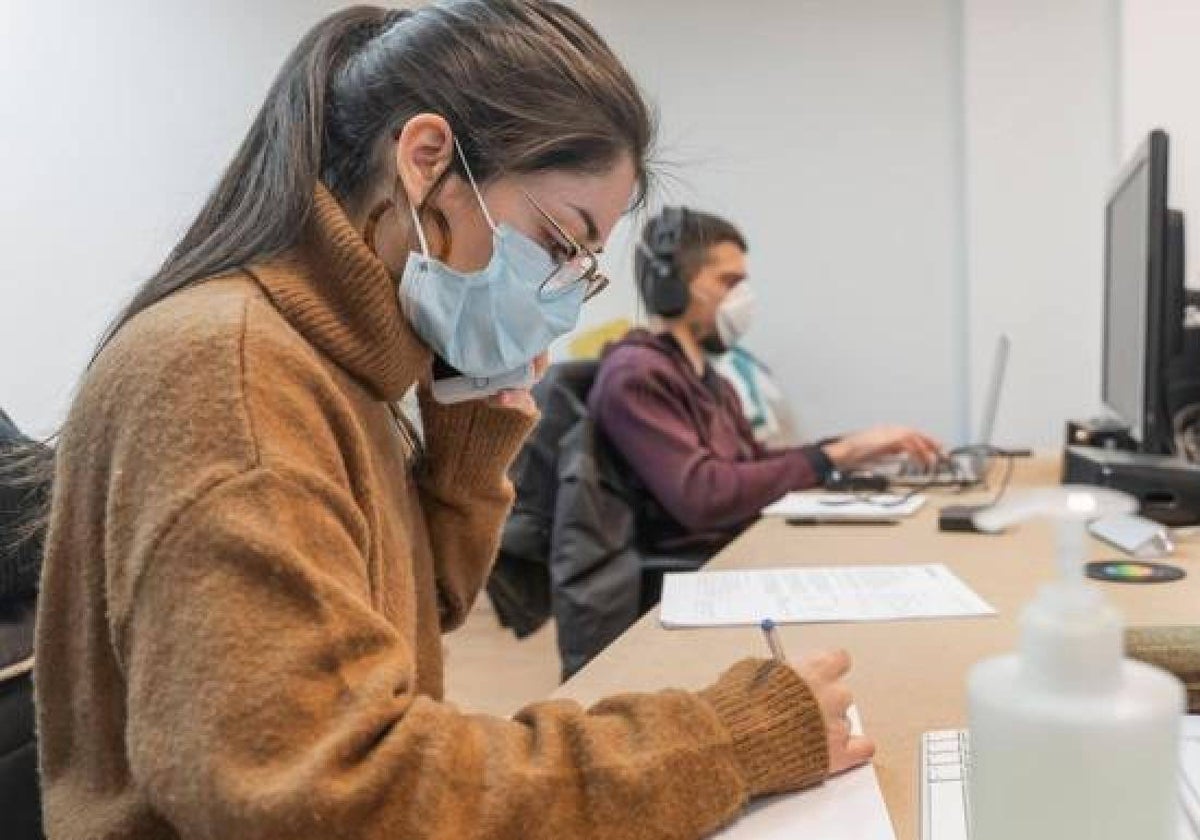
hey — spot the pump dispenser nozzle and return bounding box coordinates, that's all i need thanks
[980,487,1137,592]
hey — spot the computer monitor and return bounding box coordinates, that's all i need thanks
[1102,128,1183,454]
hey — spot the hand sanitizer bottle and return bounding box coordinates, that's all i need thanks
[968,486,1185,840]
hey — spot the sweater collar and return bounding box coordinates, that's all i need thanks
[247,184,430,401]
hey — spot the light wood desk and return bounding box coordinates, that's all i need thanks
[554,458,1200,839]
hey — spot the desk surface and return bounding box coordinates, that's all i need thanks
[554,458,1200,839]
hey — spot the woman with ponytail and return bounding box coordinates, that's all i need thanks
[33,4,871,838]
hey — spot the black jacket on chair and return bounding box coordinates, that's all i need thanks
[487,362,601,640]
[549,412,644,679]
[487,364,705,680]
[0,408,47,840]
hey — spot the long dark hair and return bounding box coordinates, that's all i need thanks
[4,0,655,549]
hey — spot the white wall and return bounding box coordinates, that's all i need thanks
[0,1,1153,451]
[574,0,1123,450]
[1121,0,1200,288]
[3,0,968,443]
[0,0,345,436]
[571,0,967,444]
[961,0,1119,448]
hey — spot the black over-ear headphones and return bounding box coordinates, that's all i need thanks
[637,206,690,318]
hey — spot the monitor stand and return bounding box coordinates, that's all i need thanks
[1065,418,1137,452]
[1062,445,1200,527]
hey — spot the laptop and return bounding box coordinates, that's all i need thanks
[884,334,1011,488]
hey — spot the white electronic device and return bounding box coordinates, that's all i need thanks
[1088,512,1175,559]
[919,730,972,840]
[430,360,536,405]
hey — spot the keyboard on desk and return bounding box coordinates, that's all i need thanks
[920,730,971,840]
[921,724,1200,840]
[892,457,980,488]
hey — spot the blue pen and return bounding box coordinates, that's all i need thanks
[761,618,787,663]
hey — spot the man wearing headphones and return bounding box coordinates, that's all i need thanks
[589,208,942,556]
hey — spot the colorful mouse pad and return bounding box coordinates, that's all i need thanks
[1085,560,1185,584]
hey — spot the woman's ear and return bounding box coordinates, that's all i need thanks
[394,113,455,207]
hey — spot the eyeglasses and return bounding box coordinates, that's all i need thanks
[522,190,609,303]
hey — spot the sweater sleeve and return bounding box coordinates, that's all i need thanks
[115,465,828,840]
[593,365,824,531]
[414,386,536,631]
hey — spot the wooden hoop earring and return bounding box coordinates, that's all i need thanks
[424,205,453,261]
[362,199,394,257]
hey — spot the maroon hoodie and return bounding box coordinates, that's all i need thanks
[589,330,832,554]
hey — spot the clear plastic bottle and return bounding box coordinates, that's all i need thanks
[968,487,1186,840]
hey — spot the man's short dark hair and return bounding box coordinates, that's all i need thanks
[638,208,747,291]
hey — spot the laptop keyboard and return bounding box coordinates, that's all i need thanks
[898,458,977,484]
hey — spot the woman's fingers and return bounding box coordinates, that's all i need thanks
[488,389,537,415]
[830,735,877,776]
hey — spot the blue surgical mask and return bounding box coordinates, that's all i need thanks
[397,143,587,378]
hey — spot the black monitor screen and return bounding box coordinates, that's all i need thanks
[1103,159,1150,439]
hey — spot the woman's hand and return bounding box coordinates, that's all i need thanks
[821,425,943,470]
[485,352,549,416]
[794,649,876,776]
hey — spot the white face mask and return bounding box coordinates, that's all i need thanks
[714,282,756,351]
[396,140,586,378]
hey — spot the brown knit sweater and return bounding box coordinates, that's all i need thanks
[34,185,829,840]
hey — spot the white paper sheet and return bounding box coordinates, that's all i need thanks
[761,493,926,520]
[660,565,995,628]
[711,708,896,840]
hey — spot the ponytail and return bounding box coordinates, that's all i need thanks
[0,416,53,598]
[95,6,408,358]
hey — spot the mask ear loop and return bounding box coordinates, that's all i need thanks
[453,137,498,232]
[399,148,460,263]
[403,186,433,260]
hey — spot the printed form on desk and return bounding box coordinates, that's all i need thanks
[712,708,896,839]
[660,565,995,628]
